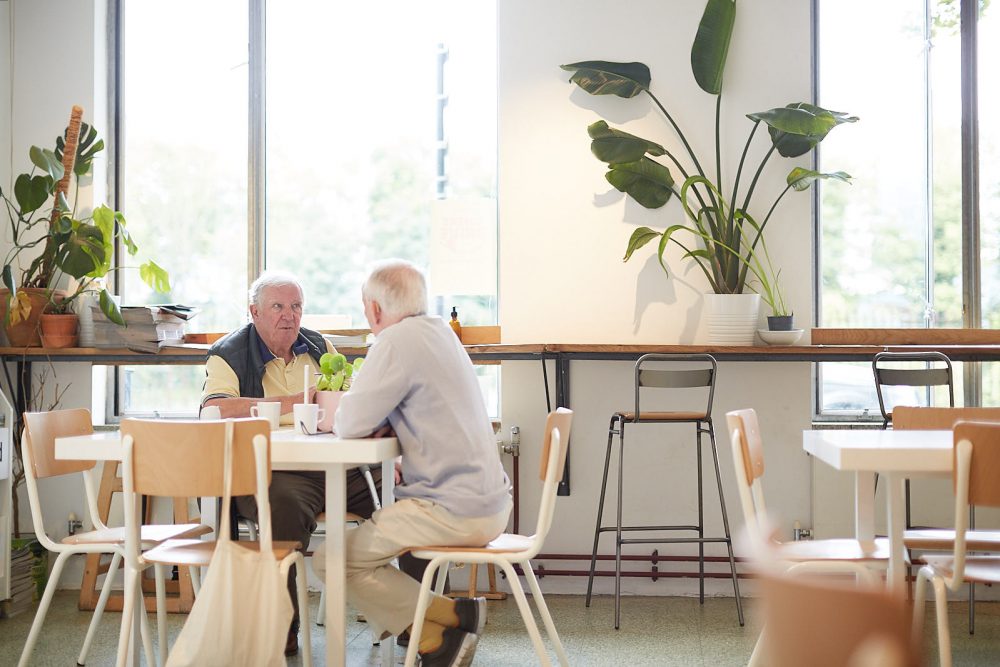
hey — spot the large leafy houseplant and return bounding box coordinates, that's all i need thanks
[0,105,169,330]
[561,0,855,298]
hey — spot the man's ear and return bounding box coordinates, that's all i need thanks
[249,304,259,320]
[370,300,383,324]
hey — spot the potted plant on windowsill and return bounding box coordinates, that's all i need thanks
[561,0,854,344]
[313,352,365,432]
[0,105,169,347]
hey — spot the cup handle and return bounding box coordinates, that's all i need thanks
[316,408,325,421]
[250,406,259,417]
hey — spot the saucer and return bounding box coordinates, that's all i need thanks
[757,328,804,345]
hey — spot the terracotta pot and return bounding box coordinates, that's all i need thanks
[0,288,65,347]
[315,391,344,432]
[40,313,79,348]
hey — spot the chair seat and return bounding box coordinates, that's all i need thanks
[410,533,534,558]
[922,554,1000,584]
[904,528,1000,552]
[143,538,303,566]
[62,523,212,546]
[616,410,707,422]
[775,537,893,562]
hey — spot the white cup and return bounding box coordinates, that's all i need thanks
[293,403,326,435]
[250,401,282,430]
[200,405,222,420]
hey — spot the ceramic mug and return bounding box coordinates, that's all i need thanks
[250,401,282,430]
[199,405,222,420]
[293,403,326,435]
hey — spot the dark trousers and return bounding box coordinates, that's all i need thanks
[234,466,436,626]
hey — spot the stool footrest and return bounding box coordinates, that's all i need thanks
[597,524,700,534]
[619,537,731,545]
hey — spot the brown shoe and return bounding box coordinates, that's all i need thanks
[285,622,299,657]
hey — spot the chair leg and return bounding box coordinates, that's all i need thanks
[435,562,451,595]
[17,550,71,667]
[522,560,569,667]
[294,554,313,667]
[404,557,445,667]
[696,423,705,604]
[78,550,121,665]
[586,417,618,607]
[138,589,155,667]
[614,423,625,630]
[747,625,768,666]
[931,576,952,667]
[707,420,744,627]
[317,586,326,626]
[500,561,553,666]
[155,564,168,666]
[912,568,929,640]
[190,564,201,595]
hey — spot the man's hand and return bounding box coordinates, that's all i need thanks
[394,461,403,485]
[371,425,396,439]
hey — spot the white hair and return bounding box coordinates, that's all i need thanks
[249,271,305,306]
[362,259,427,319]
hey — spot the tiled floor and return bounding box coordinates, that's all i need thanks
[2,591,999,665]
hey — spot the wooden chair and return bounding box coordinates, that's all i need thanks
[895,405,1000,633]
[760,573,921,667]
[913,420,1000,667]
[404,408,573,667]
[117,418,311,667]
[17,409,209,667]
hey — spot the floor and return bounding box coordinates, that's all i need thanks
[1,592,999,665]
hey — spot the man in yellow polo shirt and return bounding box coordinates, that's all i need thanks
[201,270,380,656]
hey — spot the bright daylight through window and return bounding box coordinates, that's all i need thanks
[115,1,499,418]
[816,0,997,416]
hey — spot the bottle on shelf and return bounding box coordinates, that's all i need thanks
[449,306,462,341]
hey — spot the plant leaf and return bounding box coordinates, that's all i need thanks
[9,290,32,326]
[786,167,852,191]
[605,158,674,209]
[139,260,171,293]
[623,227,661,262]
[55,224,106,279]
[588,120,666,163]
[691,0,736,95]
[748,103,859,158]
[560,61,651,98]
[99,288,125,325]
[13,174,51,214]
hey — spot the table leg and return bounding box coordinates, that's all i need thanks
[326,466,347,666]
[380,458,396,665]
[854,471,876,541]
[886,472,907,594]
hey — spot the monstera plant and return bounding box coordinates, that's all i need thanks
[562,0,856,297]
[0,105,169,331]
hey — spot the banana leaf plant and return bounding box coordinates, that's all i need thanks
[0,106,169,325]
[561,0,856,299]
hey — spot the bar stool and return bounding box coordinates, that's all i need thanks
[585,353,743,629]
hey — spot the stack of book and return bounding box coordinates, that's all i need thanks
[91,304,200,353]
[6,539,41,617]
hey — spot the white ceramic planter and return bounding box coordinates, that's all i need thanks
[315,391,343,432]
[703,293,761,346]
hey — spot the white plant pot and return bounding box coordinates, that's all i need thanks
[703,293,761,346]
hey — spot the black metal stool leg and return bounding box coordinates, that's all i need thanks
[586,416,619,606]
[696,422,705,604]
[707,420,745,626]
[615,422,625,630]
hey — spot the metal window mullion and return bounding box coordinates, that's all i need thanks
[923,0,934,328]
[961,0,982,406]
[248,0,266,291]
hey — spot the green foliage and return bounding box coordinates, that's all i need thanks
[0,116,170,325]
[315,352,365,392]
[561,0,857,302]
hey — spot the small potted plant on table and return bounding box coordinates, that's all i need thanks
[313,352,365,432]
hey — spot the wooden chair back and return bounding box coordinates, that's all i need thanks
[760,573,920,667]
[539,408,573,482]
[893,406,1000,431]
[120,418,270,497]
[534,408,573,545]
[23,409,95,479]
[726,408,765,486]
[954,421,1000,508]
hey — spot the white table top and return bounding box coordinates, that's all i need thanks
[803,428,952,474]
[55,429,399,471]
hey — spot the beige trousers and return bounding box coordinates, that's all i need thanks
[313,496,511,637]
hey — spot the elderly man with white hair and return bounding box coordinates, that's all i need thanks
[313,259,512,667]
[201,270,382,657]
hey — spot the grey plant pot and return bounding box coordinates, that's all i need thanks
[767,315,794,331]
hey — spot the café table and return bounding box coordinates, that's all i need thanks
[802,428,952,593]
[54,426,399,667]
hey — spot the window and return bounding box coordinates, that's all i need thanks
[117,1,499,418]
[816,0,994,415]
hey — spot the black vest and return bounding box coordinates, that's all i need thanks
[207,323,327,398]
